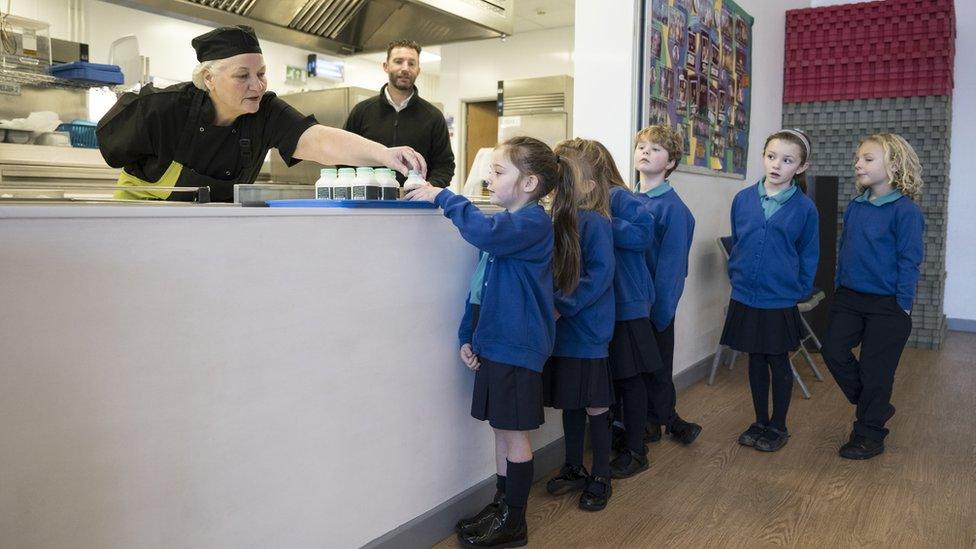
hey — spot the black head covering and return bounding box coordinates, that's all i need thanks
[192,25,262,62]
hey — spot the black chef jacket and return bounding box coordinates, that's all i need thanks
[97,81,316,202]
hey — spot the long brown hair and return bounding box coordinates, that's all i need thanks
[554,138,614,217]
[499,136,584,294]
[764,129,812,193]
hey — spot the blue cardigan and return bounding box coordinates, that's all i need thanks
[836,193,924,310]
[637,184,696,331]
[728,182,820,309]
[609,186,656,321]
[553,209,616,358]
[437,190,555,372]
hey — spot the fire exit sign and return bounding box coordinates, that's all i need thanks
[285,65,307,84]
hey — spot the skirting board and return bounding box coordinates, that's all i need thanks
[947,318,976,333]
[362,352,715,549]
[362,436,566,549]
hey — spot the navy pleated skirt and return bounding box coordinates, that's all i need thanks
[608,317,663,380]
[720,299,803,355]
[543,356,615,409]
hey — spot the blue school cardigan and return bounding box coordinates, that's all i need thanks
[609,186,656,320]
[637,183,695,331]
[836,190,924,310]
[553,209,616,358]
[728,182,820,309]
[437,190,556,372]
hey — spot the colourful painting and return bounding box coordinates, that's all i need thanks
[642,0,753,177]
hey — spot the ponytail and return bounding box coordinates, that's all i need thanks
[551,154,582,295]
[499,135,584,294]
[795,172,808,194]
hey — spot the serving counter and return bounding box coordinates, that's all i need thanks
[0,204,562,548]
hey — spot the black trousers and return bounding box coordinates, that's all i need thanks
[822,287,912,441]
[644,320,677,427]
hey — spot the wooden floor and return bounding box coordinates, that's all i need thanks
[435,331,976,548]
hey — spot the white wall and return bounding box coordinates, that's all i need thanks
[810,0,972,324]
[944,0,976,323]
[438,26,575,187]
[575,0,811,377]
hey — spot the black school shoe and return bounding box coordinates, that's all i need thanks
[754,426,790,452]
[611,425,627,453]
[457,500,527,548]
[578,475,612,512]
[545,463,589,496]
[456,490,504,534]
[884,404,897,423]
[609,448,649,479]
[737,423,768,447]
[839,433,885,460]
[645,424,663,443]
[666,416,703,445]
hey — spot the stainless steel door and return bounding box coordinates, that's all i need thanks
[497,113,569,148]
[269,86,375,185]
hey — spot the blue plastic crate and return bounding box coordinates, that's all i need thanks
[50,62,124,85]
[56,121,98,148]
[267,199,436,209]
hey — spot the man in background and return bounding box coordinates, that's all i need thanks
[343,40,455,187]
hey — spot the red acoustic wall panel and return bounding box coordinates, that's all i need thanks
[784,0,955,103]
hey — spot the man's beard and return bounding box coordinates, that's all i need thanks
[389,73,415,91]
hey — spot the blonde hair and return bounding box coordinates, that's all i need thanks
[857,133,923,199]
[554,138,630,197]
[554,138,611,218]
[634,124,684,177]
[191,59,228,90]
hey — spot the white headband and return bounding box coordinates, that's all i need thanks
[781,129,810,158]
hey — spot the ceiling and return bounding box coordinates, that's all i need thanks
[512,0,575,33]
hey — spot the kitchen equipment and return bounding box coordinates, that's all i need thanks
[98,0,514,55]
[34,131,71,146]
[233,183,313,204]
[270,86,374,185]
[108,35,148,87]
[0,14,53,70]
[4,128,31,143]
[497,76,574,148]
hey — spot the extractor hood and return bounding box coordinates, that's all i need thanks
[103,0,514,55]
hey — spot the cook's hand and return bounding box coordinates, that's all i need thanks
[384,146,427,178]
[404,182,443,202]
[554,309,561,321]
[460,343,480,371]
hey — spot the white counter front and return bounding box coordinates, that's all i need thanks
[0,206,563,548]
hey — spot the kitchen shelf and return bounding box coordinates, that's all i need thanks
[0,65,117,90]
